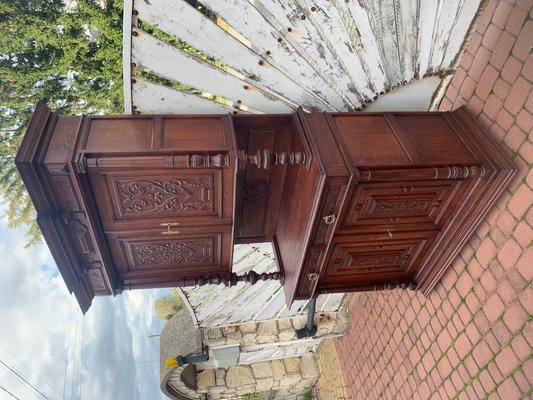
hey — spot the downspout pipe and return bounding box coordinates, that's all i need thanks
[296,296,318,338]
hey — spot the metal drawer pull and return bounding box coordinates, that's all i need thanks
[307,273,319,281]
[323,214,336,225]
[161,222,180,235]
[161,229,180,235]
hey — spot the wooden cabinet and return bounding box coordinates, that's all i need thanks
[16,105,516,312]
[16,108,241,310]
[86,162,235,288]
[275,109,516,305]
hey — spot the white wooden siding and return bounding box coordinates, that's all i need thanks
[124,0,482,114]
[123,0,483,325]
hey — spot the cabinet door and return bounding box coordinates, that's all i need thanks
[340,180,469,232]
[106,226,233,284]
[87,165,234,228]
[319,231,435,288]
[85,159,235,288]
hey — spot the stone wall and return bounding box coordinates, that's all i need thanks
[196,311,349,399]
[197,355,317,399]
[204,311,349,346]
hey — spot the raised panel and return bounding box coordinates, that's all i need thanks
[44,116,79,163]
[86,265,110,294]
[49,174,81,211]
[236,128,277,240]
[85,117,154,152]
[323,234,432,284]
[393,114,476,164]
[333,244,414,275]
[90,168,226,225]
[233,116,294,243]
[342,180,464,230]
[127,237,216,270]
[162,116,227,150]
[107,230,229,279]
[332,115,410,165]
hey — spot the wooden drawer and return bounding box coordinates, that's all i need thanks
[296,245,328,299]
[320,231,436,287]
[313,178,349,245]
[339,180,467,232]
[295,177,348,299]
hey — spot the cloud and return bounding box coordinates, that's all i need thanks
[0,217,167,400]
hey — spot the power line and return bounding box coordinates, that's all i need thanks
[63,297,74,400]
[0,344,63,399]
[79,315,85,400]
[139,360,160,365]
[70,311,79,400]
[0,359,55,400]
[1,385,21,400]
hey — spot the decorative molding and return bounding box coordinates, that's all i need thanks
[230,270,284,285]
[434,165,486,179]
[383,281,417,290]
[373,200,429,213]
[238,149,307,170]
[85,264,108,292]
[358,164,485,182]
[50,175,80,211]
[75,153,87,173]
[187,153,228,168]
[243,181,269,201]
[348,255,401,267]
[46,163,69,174]
[62,211,95,263]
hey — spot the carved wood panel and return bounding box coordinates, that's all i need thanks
[130,239,214,268]
[60,211,99,268]
[117,177,213,215]
[86,264,108,293]
[323,235,431,283]
[50,174,81,211]
[342,180,466,231]
[90,168,225,224]
[107,232,226,278]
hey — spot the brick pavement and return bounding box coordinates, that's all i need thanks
[316,0,532,399]
[315,339,350,399]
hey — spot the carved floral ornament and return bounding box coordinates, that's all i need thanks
[117,177,213,214]
[373,200,429,213]
[132,240,214,267]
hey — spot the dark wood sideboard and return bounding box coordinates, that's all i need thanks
[16,105,516,312]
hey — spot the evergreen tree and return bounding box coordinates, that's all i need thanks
[0,0,123,245]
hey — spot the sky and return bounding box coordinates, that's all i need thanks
[0,214,169,400]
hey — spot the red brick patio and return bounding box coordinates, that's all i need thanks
[319,1,532,399]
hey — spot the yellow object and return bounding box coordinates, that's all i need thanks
[165,358,178,368]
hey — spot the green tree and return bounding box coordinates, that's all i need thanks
[154,289,185,321]
[0,0,123,245]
